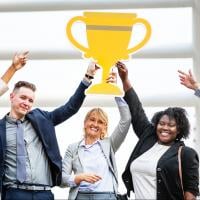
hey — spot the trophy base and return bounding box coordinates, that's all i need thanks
[85,83,124,96]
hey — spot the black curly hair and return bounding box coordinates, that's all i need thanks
[151,107,190,140]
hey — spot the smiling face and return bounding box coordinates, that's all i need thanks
[156,114,178,145]
[84,108,108,143]
[10,87,35,119]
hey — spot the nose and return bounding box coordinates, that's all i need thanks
[162,124,170,130]
[23,99,31,107]
[93,121,98,126]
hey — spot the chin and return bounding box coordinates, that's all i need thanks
[159,139,173,145]
[18,111,27,117]
[158,137,168,143]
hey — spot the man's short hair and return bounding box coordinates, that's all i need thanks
[13,81,36,92]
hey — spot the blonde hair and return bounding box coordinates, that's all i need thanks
[84,108,108,139]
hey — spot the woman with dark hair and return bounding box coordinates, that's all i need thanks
[115,61,199,200]
[151,107,190,141]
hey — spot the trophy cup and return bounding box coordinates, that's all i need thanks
[67,12,151,96]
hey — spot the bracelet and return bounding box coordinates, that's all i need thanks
[85,74,94,79]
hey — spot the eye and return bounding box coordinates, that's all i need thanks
[20,96,26,100]
[29,99,34,103]
[169,123,176,128]
[158,121,165,126]
[98,120,104,125]
[89,117,95,122]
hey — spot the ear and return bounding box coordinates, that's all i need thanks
[83,121,87,129]
[10,92,14,100]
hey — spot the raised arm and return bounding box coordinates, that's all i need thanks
[109,97,131,153]
[178,69,200,98]
[42,62,99,125]
[1,51,29,84]
[115,61,151,138]
[0,51,29,96]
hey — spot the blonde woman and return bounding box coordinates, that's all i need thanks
[62,97,131,200]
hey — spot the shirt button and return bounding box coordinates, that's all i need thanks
[158,179,161,183]
[157,168,161,171]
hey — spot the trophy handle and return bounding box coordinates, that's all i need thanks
[127,18,151,54]
[66,16,89,53]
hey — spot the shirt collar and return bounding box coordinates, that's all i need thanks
[79,139,100,149]
[6,114,26,124]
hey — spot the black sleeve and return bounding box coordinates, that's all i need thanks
[182,146,199,196]
[124,87,151,138]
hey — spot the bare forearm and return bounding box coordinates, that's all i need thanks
[1,64,17,84]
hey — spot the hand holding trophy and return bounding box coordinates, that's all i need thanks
[67,12,151,96]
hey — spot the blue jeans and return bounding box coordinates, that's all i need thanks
[76,191,117,200]
[3,188,54,200]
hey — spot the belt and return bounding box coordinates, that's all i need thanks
[9,183,51,191]
[79,191,115,194]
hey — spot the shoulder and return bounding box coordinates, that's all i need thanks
[67,141,82,152]
[98,138,111,149]
[28,108,43,116]
[0,116,6,124]
[182,146,199,161]
[64,141,80,157]
[27,108,49,119]
[182,146,198,155]
[101,137,111,144]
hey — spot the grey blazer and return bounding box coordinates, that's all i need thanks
[62,98,131,200]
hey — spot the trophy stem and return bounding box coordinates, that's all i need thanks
[85,63,124,96]
[101,65,110,83]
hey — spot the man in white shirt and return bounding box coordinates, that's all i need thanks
[0,51,28,96]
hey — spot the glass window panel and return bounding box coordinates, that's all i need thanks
[0,58,193,106]
[124,58,193,98]
[0,8,192,51]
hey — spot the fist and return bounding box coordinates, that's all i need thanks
[86,62,99,77]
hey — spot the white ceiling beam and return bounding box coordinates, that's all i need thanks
[0,0,193,12]
[0,45,193,60]
[0,93,197,107]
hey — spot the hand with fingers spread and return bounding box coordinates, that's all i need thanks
[74,173,102,185]
[178,69,200,91]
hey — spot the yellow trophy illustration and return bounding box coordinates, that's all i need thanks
[67,12,151,96]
